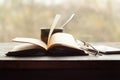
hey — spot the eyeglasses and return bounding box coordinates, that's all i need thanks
[76,40,102,56]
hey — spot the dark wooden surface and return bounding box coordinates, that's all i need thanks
[0,42,120,69]
[1,42,120,80]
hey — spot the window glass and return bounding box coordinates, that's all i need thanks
[0,0,120,42]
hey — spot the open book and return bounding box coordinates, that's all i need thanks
[6,32,120,57]
[6,33,88,56]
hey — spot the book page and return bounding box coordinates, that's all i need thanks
[47,14,61,45]
[48,33,80,49]
[12,37,47,49]
[10,43,41,51]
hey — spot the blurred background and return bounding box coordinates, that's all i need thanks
[0,0,120,42]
